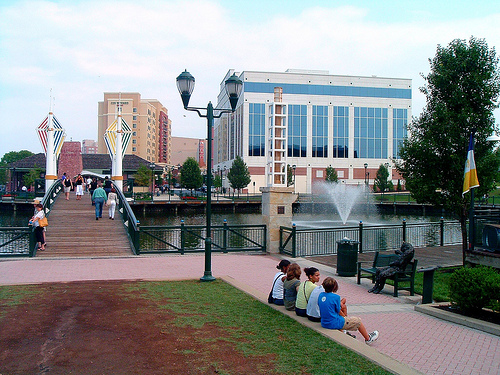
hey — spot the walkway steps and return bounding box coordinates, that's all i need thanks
[38,195,132,258]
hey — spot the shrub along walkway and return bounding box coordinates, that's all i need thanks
[0,253,499,375]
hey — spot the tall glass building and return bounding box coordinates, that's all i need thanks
[214,69,411,194]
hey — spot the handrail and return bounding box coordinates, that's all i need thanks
[112,183,140,254]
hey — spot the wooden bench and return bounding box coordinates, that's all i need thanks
[357,251,418,297]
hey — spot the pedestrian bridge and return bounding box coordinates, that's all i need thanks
[36,191,133,258]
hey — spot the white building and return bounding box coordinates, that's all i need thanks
[214,69,411,194]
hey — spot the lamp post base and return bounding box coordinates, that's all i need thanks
[200,273,216,282]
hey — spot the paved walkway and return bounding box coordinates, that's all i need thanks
[1,253,499,375]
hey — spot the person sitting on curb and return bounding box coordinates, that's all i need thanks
[283,263,301,311]
[318,277,379,345]
[295,267,320,317]
[368,242,415,294]
[269,259,290,305]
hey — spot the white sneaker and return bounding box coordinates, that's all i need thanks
[365,331,379,344]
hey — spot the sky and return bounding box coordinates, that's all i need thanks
[1,0,500,158]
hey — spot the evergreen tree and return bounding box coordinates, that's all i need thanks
[396,37,500,256]
[325,166,338,183]
[287,164,294,187]
[227,155,251,197]
[180,157,203,193]
[374,164,392,192]
[23,166,42,190]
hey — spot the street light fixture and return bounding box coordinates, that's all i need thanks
[364,163,368,185]
[292,165,296,193]
[176,69,242,281]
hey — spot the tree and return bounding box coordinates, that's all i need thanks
[133,165,152,187]
[213,174,222,190]
[0,150,34,184]
[287,164,294,187]
[23,166,42,190]
[396,37,500,258]
[325,166,338,183]
[227,155,251,197]
[374,164,392,192]
[180,157,203,193]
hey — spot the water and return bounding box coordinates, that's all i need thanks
[316,182,368,224]
[0,206,33,227]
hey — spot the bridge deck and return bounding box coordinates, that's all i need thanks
[38,194,132,257]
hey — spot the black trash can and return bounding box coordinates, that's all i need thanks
[337,238,359,277]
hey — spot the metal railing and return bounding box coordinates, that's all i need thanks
[0,180,62,257]
[112,183,141,255]
[280,219,462,257]
[138,221,266,254]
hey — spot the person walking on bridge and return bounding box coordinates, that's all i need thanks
[92,182,107,220]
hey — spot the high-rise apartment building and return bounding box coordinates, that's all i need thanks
[214,69,412,193]
[97,93,171,164]
[82,139,98,154]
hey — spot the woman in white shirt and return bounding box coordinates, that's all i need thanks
[107,187,118,220]
[30,203,46,251]
[270,259,290,305]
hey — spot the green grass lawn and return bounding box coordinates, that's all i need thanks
[1,280,391,375]
[387,266,459,302]
[130,280,391,375]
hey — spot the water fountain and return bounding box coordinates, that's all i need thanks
[317,182,368,225]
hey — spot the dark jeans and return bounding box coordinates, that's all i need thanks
[34,226,44,244]
[94,197,105,218]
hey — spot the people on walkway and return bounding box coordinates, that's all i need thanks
[295,267,320,317]
[283,263,301,311]
[89,178,97,205]
[269,259,290,305]
[92,182,107,220]
[86,177,92,192]
[107,187,118,220]
[319,277,379,344]
[63,175,73,200]
[103,176,112,196]
[75,174,84,200]
[32,199,46,246]
[368,242,415,294]
[30,203,46,251]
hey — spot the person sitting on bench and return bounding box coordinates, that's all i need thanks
[368,242,415,294]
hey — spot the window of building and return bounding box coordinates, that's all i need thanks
[393,108,408,159]
[132,132,136,136]
[133,123,137,128]
[248,103,265,156]
[132,147,136,152]
[133,108,137,113]
[132,139,136,144]
[288,104,307,157]
[354,107,388,159]
[133,116,137,120]
[312,105,328,158]
[333,106,349,158]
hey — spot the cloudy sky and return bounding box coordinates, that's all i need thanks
[1,0,499,157]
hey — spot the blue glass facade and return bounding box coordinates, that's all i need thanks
[244,82,411,99]
[248,103,265,156]
[312,105,328,157]
[393,108,408,159]
[333,106,349,158]
[288,105,307,157]
[354,107,388,159]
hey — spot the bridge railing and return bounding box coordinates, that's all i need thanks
[280,219,462,257]
[138,222,266,254]
[0,180,62,257]
[112,183,141,255]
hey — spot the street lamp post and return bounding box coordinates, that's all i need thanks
[292,164,296,193]
[364,163,368,185]
[176,69,242,281]
[149,163,156,201]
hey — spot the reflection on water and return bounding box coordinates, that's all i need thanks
[0,207,32,227]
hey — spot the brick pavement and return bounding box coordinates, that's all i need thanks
[0,253,499,375]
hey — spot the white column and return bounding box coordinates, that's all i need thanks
[113,111,123,191]
[45,112,57,193]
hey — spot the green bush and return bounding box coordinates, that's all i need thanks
[449,266,500,313]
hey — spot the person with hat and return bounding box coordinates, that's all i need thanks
[269,259,290,305]
[33,199,46,246]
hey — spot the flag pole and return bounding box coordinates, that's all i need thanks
[468,130,476,256]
